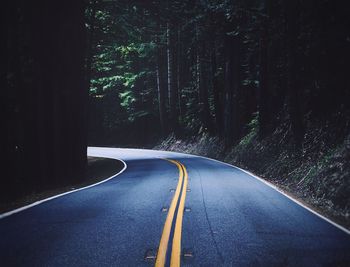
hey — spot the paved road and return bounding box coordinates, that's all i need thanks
[0,147,349,266]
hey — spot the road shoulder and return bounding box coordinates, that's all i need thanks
[0,157,124,215]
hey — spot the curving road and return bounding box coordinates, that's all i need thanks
[0,147,349,266]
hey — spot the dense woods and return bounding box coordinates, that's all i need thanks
[2,0,350,221]
[1,1,87,201]
[85,0,350,223]
[87,0,350,147]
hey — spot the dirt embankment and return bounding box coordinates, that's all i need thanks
[155,113,350,229]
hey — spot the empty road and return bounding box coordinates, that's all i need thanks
[0,147,349,266]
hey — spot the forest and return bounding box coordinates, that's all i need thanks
[1,1,87,203]
[86,0,349,147]
[2,1,350,224]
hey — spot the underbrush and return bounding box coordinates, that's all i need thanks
[155,111,350,228]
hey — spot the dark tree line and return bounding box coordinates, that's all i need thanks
[1,1,87,201]
[87,0,350,147]
[1,0,349,201]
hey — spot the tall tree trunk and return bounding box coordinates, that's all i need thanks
[156,35,167,136]
[285,0,304,144]
[1,1,21,200]
[27,0,87,186]
[223,33,241,146]
[178,19,190,124]
[211,41,223,135]
[198,41,211,132]
[86,0,98,90]
[176,28,183,123]
[166,22,178,132]
[1,0,87,201]
[258,0,271,138]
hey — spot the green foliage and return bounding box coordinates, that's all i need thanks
[87,2,159,135]
[117,42,156,59]
[119,90,135,108]
[239,113,258,147]
[318,146,341,169]
[87,0,265,141]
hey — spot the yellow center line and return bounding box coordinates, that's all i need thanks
[170,162,188,267]
[155,159,184,267]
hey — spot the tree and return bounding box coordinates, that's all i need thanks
[85,0,350,149]
[2,0,87,201]
[258,0,271,138]
[223,31,242,145]
[166,21,179,132]
[285,0,304,144]
[156,32,168,136]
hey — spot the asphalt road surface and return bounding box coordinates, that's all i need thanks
[0,147,349,267]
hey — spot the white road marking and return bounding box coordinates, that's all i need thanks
[1,147,349,236]
[89,147,350,235]
[197,155,350,235]
[0,156,127,220]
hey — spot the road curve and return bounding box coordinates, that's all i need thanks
[0,147,349,266]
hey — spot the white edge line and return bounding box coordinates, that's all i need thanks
[195,155,350,235]
[14,146,347,234]
[87,147,350,235]
[117,146,350,235]
[0,156,127,220]
[91,147,350,235]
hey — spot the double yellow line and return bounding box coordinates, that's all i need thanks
[155,160,188,267]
